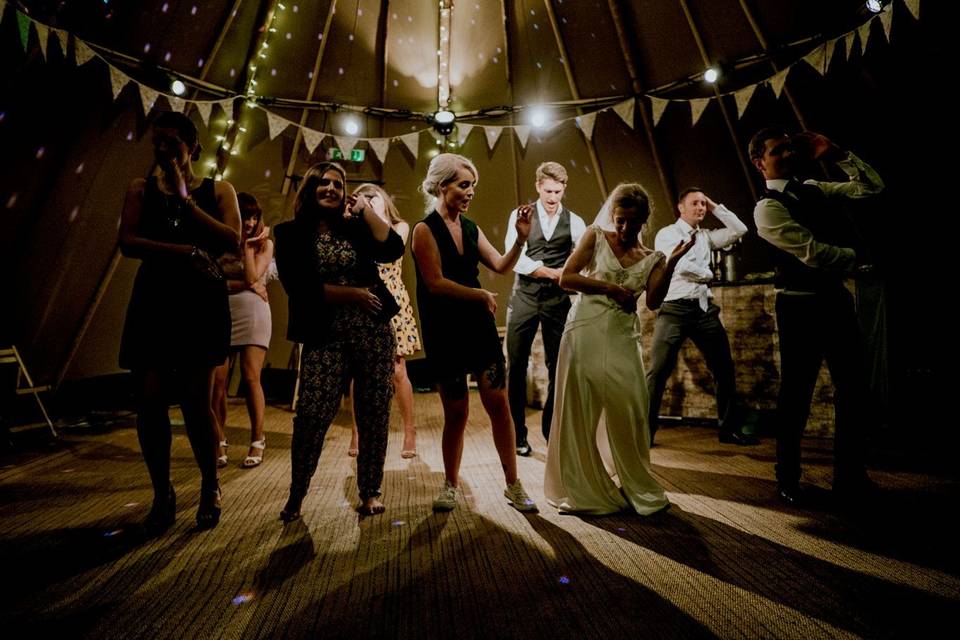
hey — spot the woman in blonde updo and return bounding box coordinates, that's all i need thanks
[410,153,538,513]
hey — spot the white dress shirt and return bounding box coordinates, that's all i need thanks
[504,201,587,276]
[654,204,747,308]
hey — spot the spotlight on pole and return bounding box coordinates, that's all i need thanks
[703,67,720,84]
[530,106,548,129]
[865,0,883,13]
[343,117,360,136]
[170,79,187,95]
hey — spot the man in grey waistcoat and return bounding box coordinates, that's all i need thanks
[504,162,586,456]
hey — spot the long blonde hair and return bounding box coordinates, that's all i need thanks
[353,183,403,226]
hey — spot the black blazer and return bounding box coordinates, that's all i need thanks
[274,217,404,345]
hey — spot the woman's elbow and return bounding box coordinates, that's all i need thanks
[118,236,138,258]
[224,230,241,253]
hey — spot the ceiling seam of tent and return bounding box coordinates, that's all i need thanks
[734,0,809,130]
[281,0,338,196]
[542,0,607,198]
[606,0,675,210]
[679,0,757,201]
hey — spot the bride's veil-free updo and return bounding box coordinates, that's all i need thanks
[592,182,654,236]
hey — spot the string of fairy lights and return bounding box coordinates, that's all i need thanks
[207,1,288,180]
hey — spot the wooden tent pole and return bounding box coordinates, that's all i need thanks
[542,0,608,199]
[679,0,758,201]
[606,0,676,210]
[281,0,339,196]
[735,0,810,130]
[216,0,281,179]
[499,0,522,204]
[380,0,390,142]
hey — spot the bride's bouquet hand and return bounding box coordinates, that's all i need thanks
[607,284,638,314]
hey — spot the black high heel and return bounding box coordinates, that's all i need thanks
[144,484,176,535]
[279,494,303,523]
[196,485,222,529]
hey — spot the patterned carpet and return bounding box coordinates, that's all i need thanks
[2,394,958,639]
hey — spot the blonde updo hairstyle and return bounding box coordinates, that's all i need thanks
[419,153,479,214]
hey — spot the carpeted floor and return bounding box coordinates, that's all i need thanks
[2,394,958,639]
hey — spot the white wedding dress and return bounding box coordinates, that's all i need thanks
[544,226,669,515]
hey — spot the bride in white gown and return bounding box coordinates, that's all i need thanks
[544,183,695,515]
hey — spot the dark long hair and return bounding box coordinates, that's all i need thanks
[294,162,347,227]
[237,192,265,241]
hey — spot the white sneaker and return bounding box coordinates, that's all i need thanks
[504,480,538,512]
[432,480,458,512]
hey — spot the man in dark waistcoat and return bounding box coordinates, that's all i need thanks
[504,162,586,455]
[750,127,883,507]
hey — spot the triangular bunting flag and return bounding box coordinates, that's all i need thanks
[138,84,159,114]
[576,112,597,140]
[690,98,710,126]
[824,39,837,72]
[35,22,49,60]
[483,126,502,151]
[456,123,474,146]
[53,28,68,56]
[0,2,7,20]
[167,96,187,113]
[265,111,290,140]
[734,85,756,119]
[514,125,531,149]
[333,136,357,154]
[650,97,669,126]
[879,6,893,42]
[858,20,873,54]
[74,39,96,66]
[905,0,920,21]
[301,128,324,155]
[399,132,420,159]
[368,138,390,164]
[613,98,635,129]
[218,98,235,117]
[804,45,826,75]
[196,102,213,126]
[845,31,857,61]
[770,68,788,99]
[16,11,30,51]
[109,65,130,100]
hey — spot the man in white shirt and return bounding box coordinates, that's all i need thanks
[750,127,882,507]
[504,162,586,455]
[646,188,756,447]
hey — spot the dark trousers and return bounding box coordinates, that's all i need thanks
[645,300,737,438]
[774,290,868,488]
[293,324,395,501]
[506,284,570,441]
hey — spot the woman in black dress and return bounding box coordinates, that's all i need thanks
[411,153,537,512]
[118,111,241,531]
[274,162,404,520]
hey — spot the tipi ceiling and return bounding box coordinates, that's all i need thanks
[1,0,932,383]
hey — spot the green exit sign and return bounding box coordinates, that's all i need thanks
[326,148,365,162]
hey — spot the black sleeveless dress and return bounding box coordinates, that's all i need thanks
[414,211,503,381]
[119,176,231,370]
